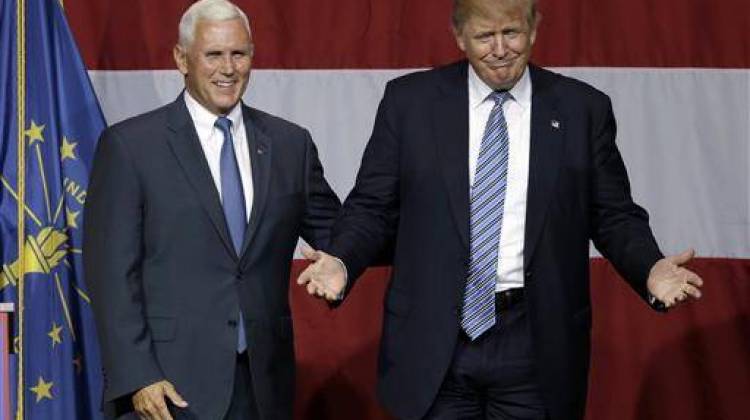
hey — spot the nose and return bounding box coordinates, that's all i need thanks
[219,55,235,75]
[490,35,507,57]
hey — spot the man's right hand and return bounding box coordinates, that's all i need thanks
[132,380,188,420]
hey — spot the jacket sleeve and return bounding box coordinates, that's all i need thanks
[300,129,342,250]
[326,81,401,283]
[588,94,664,302]
[83,127,164,402]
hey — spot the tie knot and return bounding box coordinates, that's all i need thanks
[215,116,232,133]
[489,90,512,106]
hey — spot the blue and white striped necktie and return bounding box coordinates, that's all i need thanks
[461,90,512,341]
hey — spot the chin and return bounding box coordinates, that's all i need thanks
[213,98,240,111]
[493,73,521,89]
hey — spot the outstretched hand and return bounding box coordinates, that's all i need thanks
[296,245,347,302]
[647,249,704,308]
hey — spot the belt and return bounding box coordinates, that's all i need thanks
[495,287,525,311]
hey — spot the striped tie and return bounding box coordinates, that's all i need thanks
[461,91,511,340]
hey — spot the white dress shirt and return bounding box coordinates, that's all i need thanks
[184,91,254,221]
[467,66,532,292]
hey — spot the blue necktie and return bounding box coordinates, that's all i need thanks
[461,91,512,340]
[215,116,248,353]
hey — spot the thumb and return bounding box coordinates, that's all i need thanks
[163,382,188,408]
[667,248,695,266]
[301,244,320,261]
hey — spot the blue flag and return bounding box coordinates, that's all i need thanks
[0,0,105,418]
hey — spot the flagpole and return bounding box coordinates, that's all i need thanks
[15,0,26,417]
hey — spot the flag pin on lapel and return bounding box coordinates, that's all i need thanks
[551,119,560,129]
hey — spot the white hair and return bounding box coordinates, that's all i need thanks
[178,0,251,47]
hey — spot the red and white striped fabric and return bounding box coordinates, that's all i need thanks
[65,0,749,419]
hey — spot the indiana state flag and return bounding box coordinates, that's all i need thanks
[0,0,105,418]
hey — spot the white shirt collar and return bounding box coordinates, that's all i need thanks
[183,89,244,137]
[468,64,532,111]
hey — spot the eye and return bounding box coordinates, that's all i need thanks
[474,32,494,42]
[503,28,522,39]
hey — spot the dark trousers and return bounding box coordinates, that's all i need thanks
[424,290,547,420]
[223,351,258,420]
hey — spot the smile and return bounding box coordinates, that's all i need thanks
[486,59,515,69]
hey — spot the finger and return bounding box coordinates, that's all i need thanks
[155,400,174,420]
[133,396,148,418]
[163,383,188,408]
[139,402,156,420]
[324,290,339,302]
[664,291,681,308]
[667,248,695,266]
[145,397,166,420]
[135,407,149,420]
[315,283,330,298]
[685,272,704,287]
[301,244,320,261]
[297,267,314,285]
[306,280,318,296]
[682,284,702,299]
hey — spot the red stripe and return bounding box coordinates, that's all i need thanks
[290,258,749,419]
[66,0,749,70]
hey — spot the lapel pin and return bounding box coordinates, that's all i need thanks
[551,120,560,129]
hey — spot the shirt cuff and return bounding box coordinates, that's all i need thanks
[331,256,348,301]
[648,293,667,312]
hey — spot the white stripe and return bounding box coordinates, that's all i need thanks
[89,68,750,258]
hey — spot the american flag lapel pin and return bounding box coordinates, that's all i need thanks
[551,119,560,129]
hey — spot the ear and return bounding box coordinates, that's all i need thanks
[452,25,467,52]
[173,44,189,76]
[529,13,541,46]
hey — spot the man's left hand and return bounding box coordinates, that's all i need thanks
[647,249,704,308]
[296,246,347,302]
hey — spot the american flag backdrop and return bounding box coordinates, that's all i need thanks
[59,0,750,419]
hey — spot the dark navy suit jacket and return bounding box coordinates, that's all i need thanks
[328,62,663,420]
[84,96,340,420]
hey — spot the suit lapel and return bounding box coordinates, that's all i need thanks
[433,62,471,251]
[239,106,271,258]
[165,97,236,257]
[524,65,564,268]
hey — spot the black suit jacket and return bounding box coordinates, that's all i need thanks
[327,62,663,420]
[84,96,340,420]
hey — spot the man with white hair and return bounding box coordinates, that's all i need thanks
[84,1,340,419]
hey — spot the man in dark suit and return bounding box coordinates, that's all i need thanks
[297,0,703,419]
[84,1,340,419]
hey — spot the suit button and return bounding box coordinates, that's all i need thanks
[235,270,243,280]
[525,271,532,278]
[228,319,238,327]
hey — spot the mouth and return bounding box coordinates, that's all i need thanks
[213,80,237,89]
[486,59,515,69]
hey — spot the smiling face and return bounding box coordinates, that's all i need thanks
[174,17,253,115]
[453,0,537,91]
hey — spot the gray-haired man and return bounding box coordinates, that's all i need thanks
[85,1,340,419]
